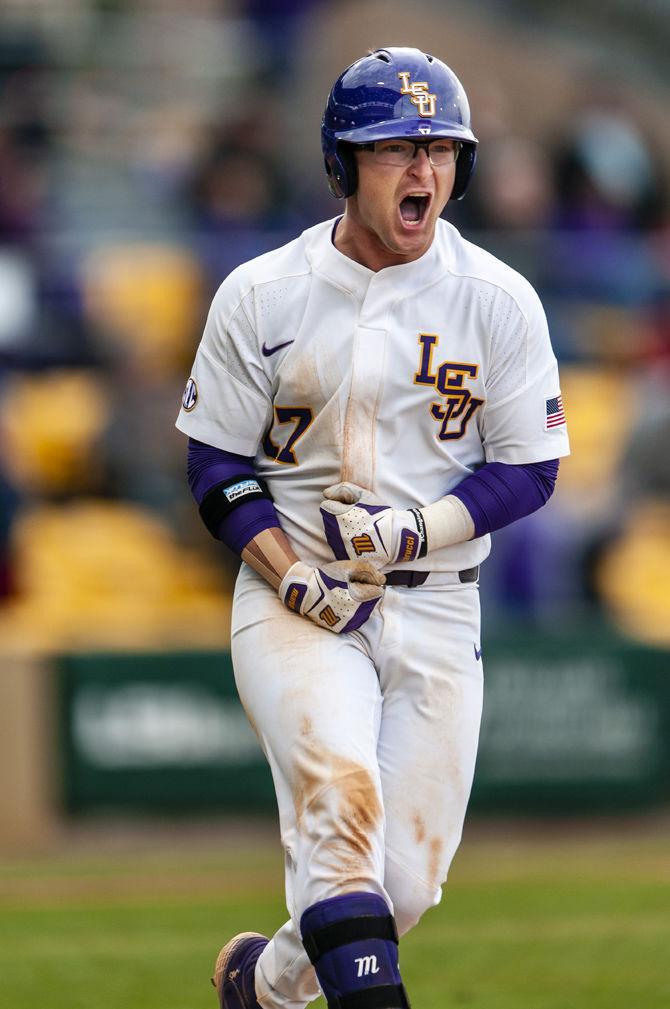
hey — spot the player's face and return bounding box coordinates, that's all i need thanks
[337,140,457,271]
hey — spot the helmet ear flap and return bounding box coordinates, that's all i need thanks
[451,143,477,201]
[325,144,357,199]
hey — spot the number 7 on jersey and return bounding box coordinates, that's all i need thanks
[263,406,314,465]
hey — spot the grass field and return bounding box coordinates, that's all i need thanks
[1,815,668,1009]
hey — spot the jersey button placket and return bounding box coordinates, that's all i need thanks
[340,279,389,488]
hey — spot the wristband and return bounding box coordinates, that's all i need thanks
[419,495,475,551]
[408,507,428,558]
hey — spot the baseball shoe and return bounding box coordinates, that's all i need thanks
[211,931,269,1008]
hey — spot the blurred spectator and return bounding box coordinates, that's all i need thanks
[552,76,665,233]
[186,126,304,288]
[0,32,53,245]
[539,82,668,364]
[620,397,670,503]
[80,242,204,522]
[0,466,19,600]
[0,127,49,244]
[466,137,557,232]
[243,0,323,86]
[457,137,558,294]
[0,251,38,354]
[189,137,290,232]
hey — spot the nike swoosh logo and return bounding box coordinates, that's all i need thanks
[262,339,295,357]
[474,644,482,661]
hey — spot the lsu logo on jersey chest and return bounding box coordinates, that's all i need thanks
[413,332,483,440]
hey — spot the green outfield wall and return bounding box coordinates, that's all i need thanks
[56,630,670,815]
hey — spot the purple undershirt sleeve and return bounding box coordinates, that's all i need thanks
[450,459,559,539]
[187,438,280,555]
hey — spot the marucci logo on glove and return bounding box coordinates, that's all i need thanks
[321,484,427,565]
[318,605,340,627]
[286,585,304,611]
[398,530,419,562]
[352,534,375,556]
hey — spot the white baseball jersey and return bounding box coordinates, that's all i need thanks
[176,217,570,571]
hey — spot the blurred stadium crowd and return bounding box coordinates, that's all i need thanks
[0,0,669,652]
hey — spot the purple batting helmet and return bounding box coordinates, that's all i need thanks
[321,47,478,200]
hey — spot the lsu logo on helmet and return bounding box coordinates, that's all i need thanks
[397,71,437,117]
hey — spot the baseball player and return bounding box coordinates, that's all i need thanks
[176,47,569,1009]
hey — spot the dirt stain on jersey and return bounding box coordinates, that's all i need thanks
[412,813,427,845]
[331,757,382,857]
[283,351,322,406]
[428,836,443,890]
[341,409,374,487]
[291,740,382,888]
[300,715,314,739]
[292,747,326,825]
[330,758,382,891]
[340,328,386,485]
[332,847,373,893]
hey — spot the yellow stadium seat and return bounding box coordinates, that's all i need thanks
[0,371,109,495]
[0,501,233,652]
[595,500,670,646]
[555,366,637,513]
[81,243,204,375]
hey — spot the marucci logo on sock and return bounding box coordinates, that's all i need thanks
[354,955,380,977]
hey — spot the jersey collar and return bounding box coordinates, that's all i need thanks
[304,217,455,301]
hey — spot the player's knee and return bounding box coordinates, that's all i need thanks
[384,857,443,936]
[393,885,441,936]
[392,887,440,936]
[300,891,410,1009]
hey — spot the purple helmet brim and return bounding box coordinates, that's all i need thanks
[331,118,478,146]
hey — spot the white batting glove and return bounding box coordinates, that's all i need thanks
[278,559,385,634]
[320,482,427,566]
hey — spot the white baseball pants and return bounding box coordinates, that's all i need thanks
[230,563,484,1009]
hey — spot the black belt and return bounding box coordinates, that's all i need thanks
[385,566,479,587]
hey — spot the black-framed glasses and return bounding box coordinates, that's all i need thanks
[356,138,461,167]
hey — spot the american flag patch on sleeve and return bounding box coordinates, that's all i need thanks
[545,394,566,429]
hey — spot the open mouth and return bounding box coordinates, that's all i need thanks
[399,193,431,227]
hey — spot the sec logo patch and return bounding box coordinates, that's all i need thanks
[182,377,198,412]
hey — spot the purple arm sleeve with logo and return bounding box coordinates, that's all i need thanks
[187,438,280,554]
[451,459,559,538]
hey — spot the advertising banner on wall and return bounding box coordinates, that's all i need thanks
[58,632,670,814]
